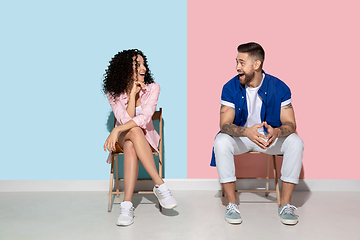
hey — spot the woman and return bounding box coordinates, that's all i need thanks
[103,49,177,226]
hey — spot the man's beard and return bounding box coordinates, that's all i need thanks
[238,71,255,85]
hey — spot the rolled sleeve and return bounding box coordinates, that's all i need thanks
[220,100,235,109]
[107,93,131,125]
[221,84,235,107]
[280,82,292,105]
[281,98,292,107]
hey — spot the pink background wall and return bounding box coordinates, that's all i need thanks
[187,0,360,179]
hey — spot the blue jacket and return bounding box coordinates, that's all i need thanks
[210,71,291,167]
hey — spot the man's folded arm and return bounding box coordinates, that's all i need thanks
[220,105,247,137]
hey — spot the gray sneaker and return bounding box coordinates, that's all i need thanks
[225,202,242,224]
[278,204,298,225]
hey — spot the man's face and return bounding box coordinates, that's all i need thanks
[236,52,255,85]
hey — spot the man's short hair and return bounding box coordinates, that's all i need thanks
[237,42,265,67]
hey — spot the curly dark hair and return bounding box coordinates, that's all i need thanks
[102,49,154,100]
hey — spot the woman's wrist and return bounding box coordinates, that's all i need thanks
[129,91,138,102]
[113,126,122,135]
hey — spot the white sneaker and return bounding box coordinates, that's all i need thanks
[117,201,134,226]
[153,183,177,209]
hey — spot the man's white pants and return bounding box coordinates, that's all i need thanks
[213,133,304,184]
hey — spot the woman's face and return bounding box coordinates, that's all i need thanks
[132,55,147,83]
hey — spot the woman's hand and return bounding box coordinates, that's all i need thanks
[130,80,146,95]
[103,128,121,152]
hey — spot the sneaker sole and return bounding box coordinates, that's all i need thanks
[153,189,177,209]
[225,217,242,224]
[278,212,298,225]
[117,219,134,226]
[280,219,298,225]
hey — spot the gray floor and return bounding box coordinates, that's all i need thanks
[1,191,359,240]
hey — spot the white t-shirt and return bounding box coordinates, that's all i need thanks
[245,74,265,133]
[135,105,142,116]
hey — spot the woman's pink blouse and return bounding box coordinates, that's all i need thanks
[107,82,161,152]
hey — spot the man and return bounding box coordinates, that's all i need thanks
[211,42,304,225]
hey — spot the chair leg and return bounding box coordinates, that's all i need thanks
[114,155,120,198]
[108,156,114,212]
[265,155,270,197]
[272,155,281,207]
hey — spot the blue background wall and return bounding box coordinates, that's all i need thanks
[0,0,187,180]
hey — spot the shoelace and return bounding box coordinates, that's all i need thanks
[279,205,297,215]
[226,203,240,214]
[159,188,172,198]
[120,206,134,216]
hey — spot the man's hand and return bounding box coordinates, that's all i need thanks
[244,122,269,149]
[220,105,268,149]
[264,122,280,148]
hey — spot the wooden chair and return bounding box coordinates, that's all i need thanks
[221,152,281,206]
[108,108,163,212]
